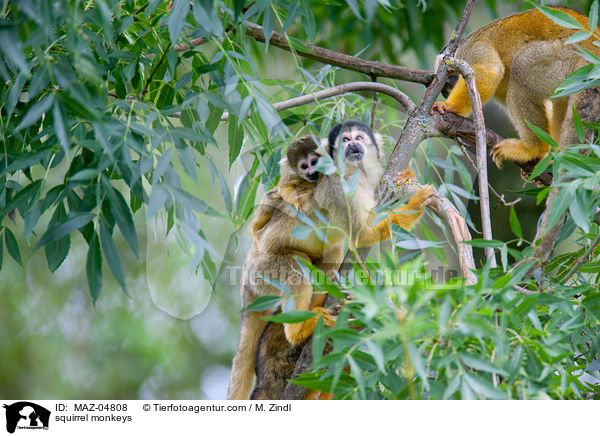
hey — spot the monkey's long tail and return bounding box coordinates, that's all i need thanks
[226,311,267,400]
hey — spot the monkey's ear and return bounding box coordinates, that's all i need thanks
[279,157,289,167]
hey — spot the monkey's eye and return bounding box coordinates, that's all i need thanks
[310,159,317,165]
[301,163,308,170]
[342,137,350,142]
[356,135,363,141]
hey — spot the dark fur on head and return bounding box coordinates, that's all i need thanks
[327,120,380,158]
[286,135,318,164]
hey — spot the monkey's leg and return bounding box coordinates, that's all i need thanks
[547,97,568,144]
[284,289,336,345]
[227,310,268,400]
[432,44,504,116]
[493,41,582,167]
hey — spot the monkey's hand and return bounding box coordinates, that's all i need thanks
[393,168,417,186]
[285,307,336,345]
[430,101,451,116]
[491,138,549,169]
[405,184,436,210]
[389,184,436,230]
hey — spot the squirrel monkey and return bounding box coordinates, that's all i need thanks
[249,136,322,241]
[227,121,435,400]
[431,7,600,168]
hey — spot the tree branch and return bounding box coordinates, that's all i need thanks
[446,57,496,267]
[220,81,415,121]
[244,21,435,85]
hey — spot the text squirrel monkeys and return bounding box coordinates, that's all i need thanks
[431,7,600,168]
[226,122,435,400]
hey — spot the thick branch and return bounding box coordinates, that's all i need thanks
[381,0,478,190]
[244,21,434,85]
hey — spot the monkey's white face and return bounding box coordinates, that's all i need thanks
[296,151,320,182]
[339,127,379,170]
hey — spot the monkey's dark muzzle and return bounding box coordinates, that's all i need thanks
[345,143,364,161]
[306,172,319,182]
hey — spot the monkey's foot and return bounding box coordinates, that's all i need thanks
[312,306,337,328]
[491,139,549,169]
[393,168,417,186]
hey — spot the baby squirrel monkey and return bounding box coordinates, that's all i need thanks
[249,136,323,241]
[227,121,435,400]
[431,7,600,168]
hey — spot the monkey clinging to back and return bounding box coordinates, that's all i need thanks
[431,7,600,168]
[227,122,435,400]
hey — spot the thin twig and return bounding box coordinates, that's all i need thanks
[140,43,171,99]
[217,81,415,121]
[456,138,522,207]
[562,232,600,282]
[446,57,496,267]
[370,76,379,131]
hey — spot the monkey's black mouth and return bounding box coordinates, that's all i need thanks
[307,172,319,182]
[345,143,364,161]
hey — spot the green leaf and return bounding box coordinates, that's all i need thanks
[565,31,590,44]
[546,184,575,231]
[262,6,274,51]
[509,206,522,239]
[590,0,599,32]
[17,94,54,131]
[282,1,301,33]
[347,355,366,398]
[572,105,585,143]
[228,117,244,167]
[45,206,70,273]
[462,372,506,399]
[301,0,317,43]
[537,6,584,29]
[408,343,429,390]
[366,341,387,375]
[569,189,590,233]
[526,120,559,149]
[33,213,94,252]
[207,158,232,216]
[242,295,283,312]
[167,0,190,44]
[0,237,3,272]
[465,239,504,248]
[103,177,138,256]
[86,231,102,304]
[99,221,130,297]
[263,310,317,323]
[4,228,22,266]
[147,183,170,219]
[53,101,70,155]
[459,352,508,376]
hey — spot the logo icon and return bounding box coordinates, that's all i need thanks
[3,402,50,434]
